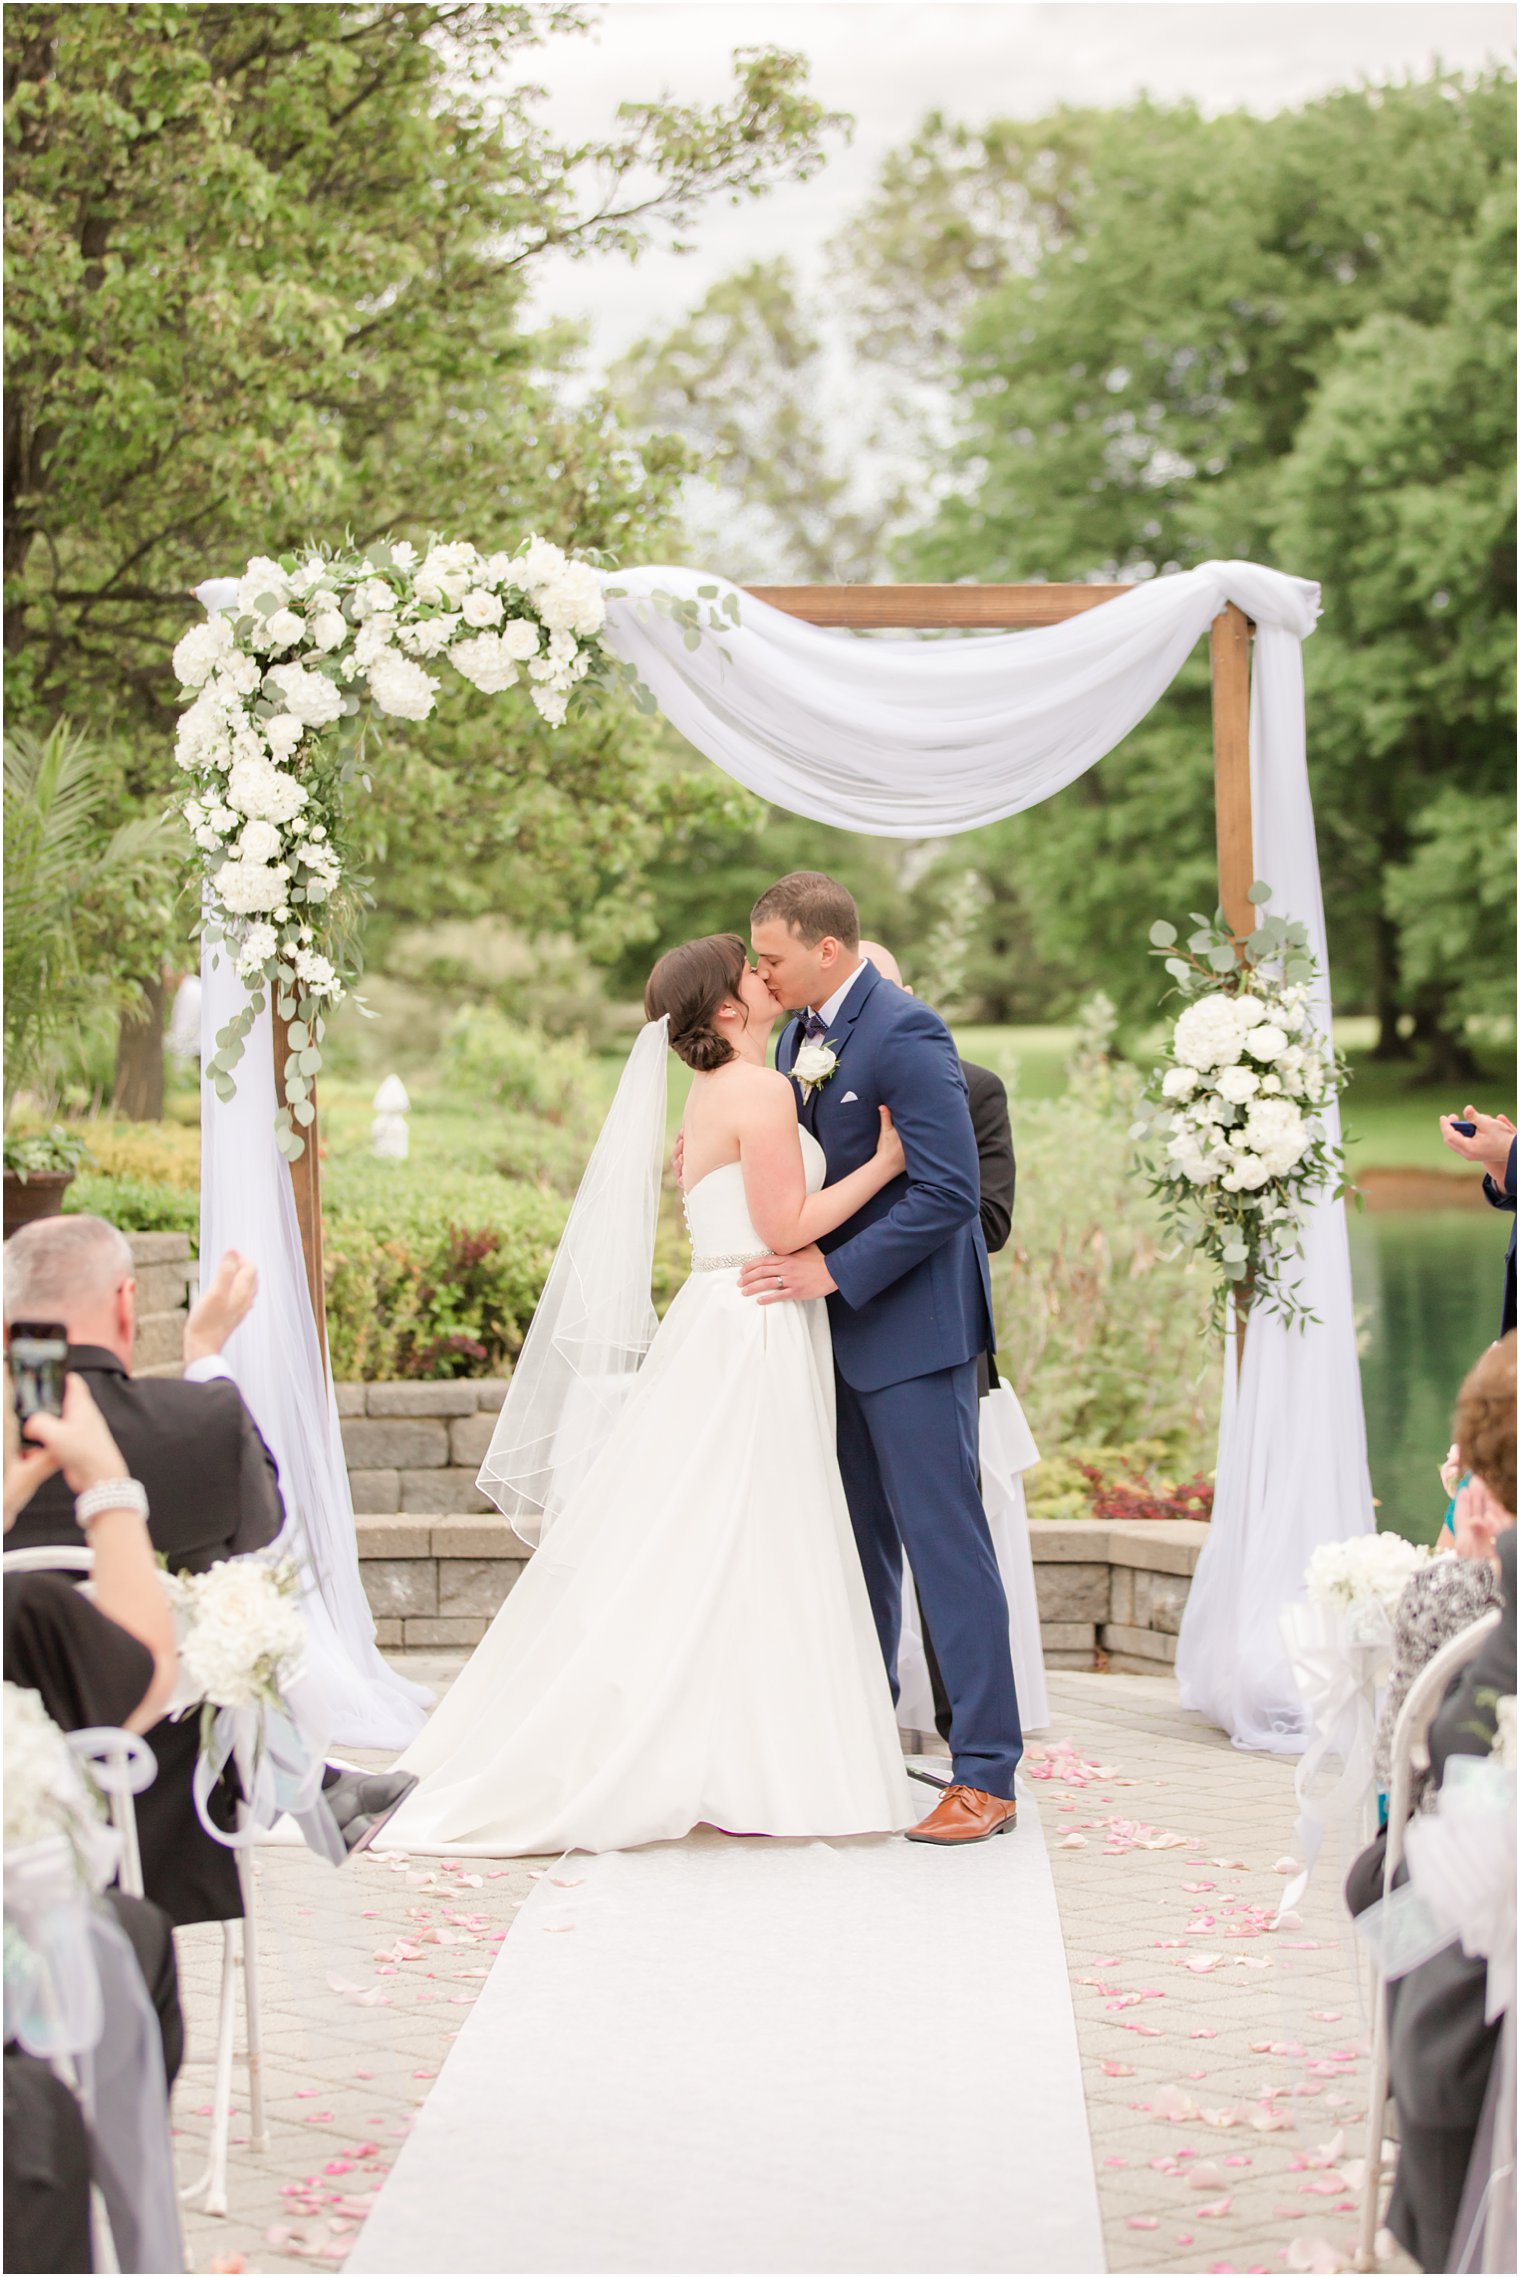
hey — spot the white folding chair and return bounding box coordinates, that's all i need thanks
[1355,1608,1501,2272]
[179,1827,268,2218]
[2,1544,145,1896]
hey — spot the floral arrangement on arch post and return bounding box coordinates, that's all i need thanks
[172,536,729,1159]
[1131,884,1353,1333]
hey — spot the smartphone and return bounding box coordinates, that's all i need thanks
[1451,1119,1477,1137]
[10,1321,69,1423]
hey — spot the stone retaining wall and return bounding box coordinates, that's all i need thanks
[337,1379,513,1518]
[350,1477,1209,1666]
[128,1232,196,1379]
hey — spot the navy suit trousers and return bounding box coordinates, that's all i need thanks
[834,1358,1023,1800]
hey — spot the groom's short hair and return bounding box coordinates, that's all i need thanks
[751,872,859,950]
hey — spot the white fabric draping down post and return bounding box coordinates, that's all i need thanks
[601,561,1375,1751]
[199,940,428,1748]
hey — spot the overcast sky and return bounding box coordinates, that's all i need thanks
[521,1,1515,367]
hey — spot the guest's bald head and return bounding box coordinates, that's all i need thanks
[858,939,907,991]
[4,1215,137,1365]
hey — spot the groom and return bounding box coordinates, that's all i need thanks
[742,872,1023,1843]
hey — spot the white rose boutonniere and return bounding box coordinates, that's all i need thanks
[792,1037,840,1101]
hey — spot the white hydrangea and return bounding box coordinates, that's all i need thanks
[289,557,328,597]
[389,540,418,572]
[213,858,289,915]
[461,588,505,628]
[1305,1533,1429,1619]
[1222,1152,1272,1191]
[1493,1696,1517,1773]
[226,758,308,825]
[217,652,263,698]
[395,614,461,658]
[415,541,479,605]
[509,536,568,591]
[353,618,398,670]
[1214,1066,1261,1105]
[237,557,291,615]
[175,684,234,771]
[366,651,438,720]
[268,661,345,727]
[293,946,339,995]
[1244,1022,1289,1062]
[170,1558,308,1710]
[1172,994,1250,1071]
[1162,1066,1198,1100]
[1244,1097,1311,1177]
[234,922,280,979]
[172,614,236,688]
[451,633,521,695]
[536,560,605,636]
[352,579,397,619]
[532,685,570,727]
[4,1683,102,1851]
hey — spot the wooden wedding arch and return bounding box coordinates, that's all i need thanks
[274,586,1254,1361]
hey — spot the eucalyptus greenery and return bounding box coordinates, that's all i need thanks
[1132,886,1353,1333]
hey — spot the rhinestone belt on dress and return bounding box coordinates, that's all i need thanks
[690,1249,774,1270]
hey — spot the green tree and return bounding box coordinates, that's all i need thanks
[4,5,844,1094]
[891,75,1515,1055]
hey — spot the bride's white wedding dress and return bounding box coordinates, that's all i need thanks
[382,1128,914,1856]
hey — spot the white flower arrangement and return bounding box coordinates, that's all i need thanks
[791,1039,840,1100]
[1132,886,1352,1331]
[174,533,699,1159]
[1491,1694,1517,1773]
[167,1555,308,1716]
[1304,1532,1432,1624]
[3,1682,106,1860]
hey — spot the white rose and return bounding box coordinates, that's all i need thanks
[268,662,344,727]
[461,588,505,627]
[1261,1074,1283,1094]
[308,610,348,654]
[1244,1022,1289,1062]
[500,618,540,660]
[1214,1066,1260,1105]
[1236,994,1270,1027]
[451,633,520,695]
[792,1040,838,1090]
[263,713,304,763]
[263,608,305,651]
[172,615,235,688]
[366,652,438,721]
[226,758,309,825]
[237,819,283,863]
[512,536,567,590]
[1162,1067,1198,1100]
[1230,1152,1273,1190]
[213,858,289,915]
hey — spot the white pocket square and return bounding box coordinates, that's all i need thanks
[840,1090,859,1104]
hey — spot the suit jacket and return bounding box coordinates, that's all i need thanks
[779,963,995,1393]
[10,1344,285,1926]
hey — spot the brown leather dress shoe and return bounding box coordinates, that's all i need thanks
[905,1783,1018,1846]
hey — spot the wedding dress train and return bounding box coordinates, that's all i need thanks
[382,1129,914,1855]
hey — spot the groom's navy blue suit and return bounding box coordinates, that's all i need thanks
[779,962,1023,1799]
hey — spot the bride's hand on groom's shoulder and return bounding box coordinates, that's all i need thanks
[738,1247,837,1305]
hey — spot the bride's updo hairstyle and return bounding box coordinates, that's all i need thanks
[645,934,748,1072]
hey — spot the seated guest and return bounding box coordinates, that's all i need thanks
[1349,1336,1516,2272]
[1440,1108,1517,1335]
[4,1373,185,2272]
[3,1216,412,1921]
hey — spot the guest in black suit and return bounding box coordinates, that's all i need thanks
[4,1215,414,1921]
[858,944,1017,1745]
[1439,1108,1517,1335]
[4,1373,185,2272]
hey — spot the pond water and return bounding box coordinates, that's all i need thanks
[1347,1201,1508,1544]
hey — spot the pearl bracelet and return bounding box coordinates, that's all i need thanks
[74,1478,149,1527]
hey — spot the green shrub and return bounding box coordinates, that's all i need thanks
[440,1008,599,1132]
[993,1048,1221,1483]
[64,1172,201,1243]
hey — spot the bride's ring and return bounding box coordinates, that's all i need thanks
[774,1274,784,1289]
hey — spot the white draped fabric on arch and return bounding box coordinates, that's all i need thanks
[196,555,1372,1752]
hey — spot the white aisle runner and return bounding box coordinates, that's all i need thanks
[347,1797,1105,2275]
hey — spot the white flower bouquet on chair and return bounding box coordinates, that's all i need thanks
[166,1557,336,1855]
[1276,1533,1434,1914]
[1133,885,1352,1333]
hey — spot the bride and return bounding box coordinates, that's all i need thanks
[381,933,915,1855]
